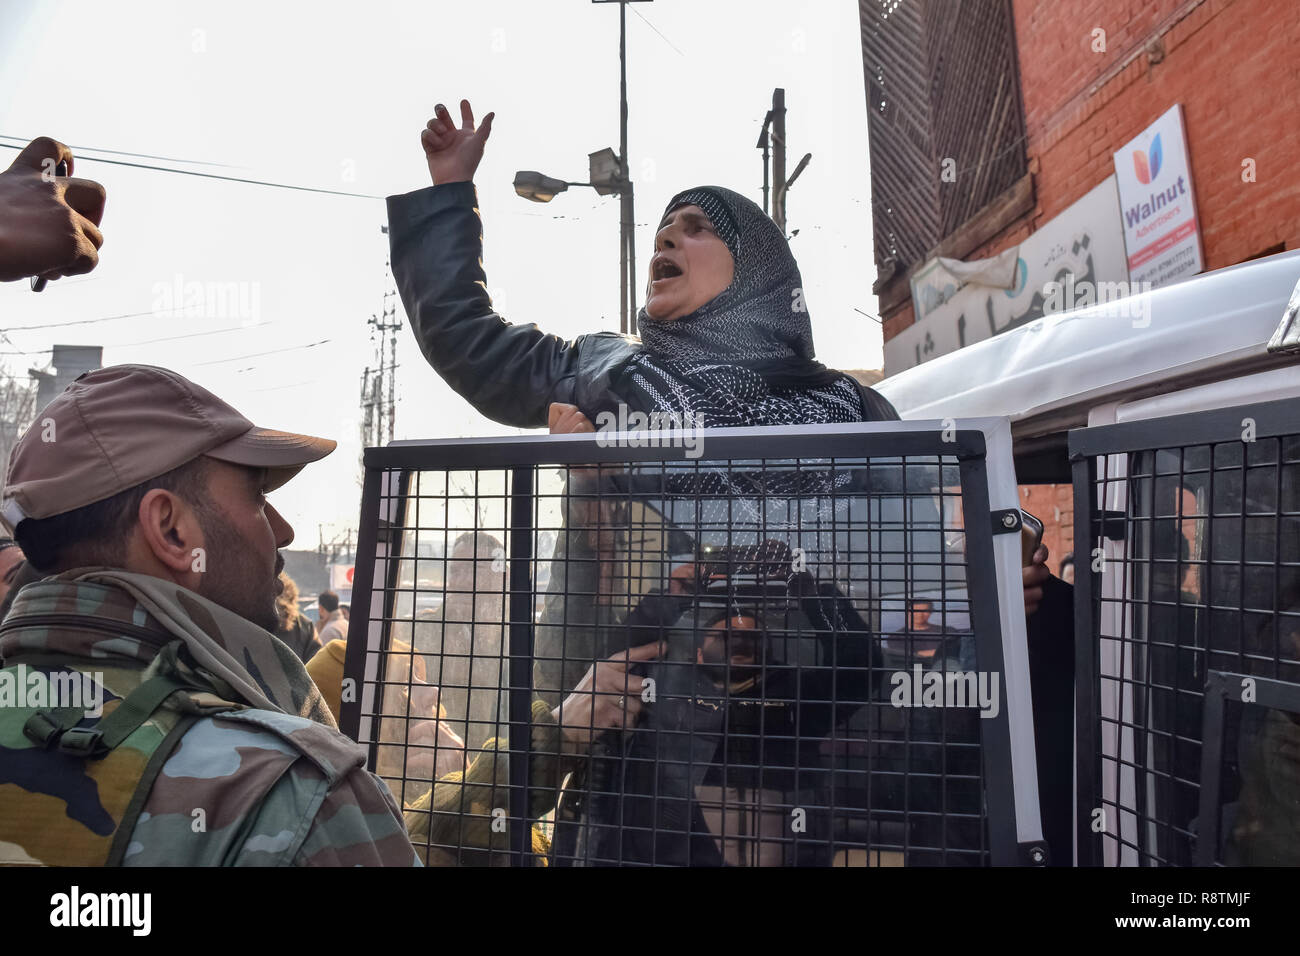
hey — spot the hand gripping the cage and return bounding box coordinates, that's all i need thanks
[550,640,665,751]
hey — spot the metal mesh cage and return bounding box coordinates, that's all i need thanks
[343,421,1041,866]
[1072,397,1300,867]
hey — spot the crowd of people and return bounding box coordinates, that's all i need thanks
[0,103,1067,867]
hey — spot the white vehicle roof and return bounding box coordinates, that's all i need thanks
[875,248,1300,439]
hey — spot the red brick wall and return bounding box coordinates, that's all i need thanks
[1001,0,1300,268]
[879,0,1300,562]
[881,0,1300,323]
[1020,483,1076,572]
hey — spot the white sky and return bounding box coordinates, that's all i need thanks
[0,0,881,544]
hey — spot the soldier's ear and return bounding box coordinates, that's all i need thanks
[136,489,203,575]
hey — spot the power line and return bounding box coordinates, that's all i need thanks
[251,379,315,393]
[0,311,156,333]
[0,321,280,355]
[108,322,278,349]
[193,338,331,367]
[1,310,280,335]
[0,133,244,169]
[628,5,685,56]
[0,141,381,200]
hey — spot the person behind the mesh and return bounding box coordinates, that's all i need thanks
[0,365,419,866]
[404,531,510,751]
[386,98,1053,633]
[387,99,1059,864]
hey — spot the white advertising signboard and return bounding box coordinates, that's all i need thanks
[329,564,355,591]
[885,176,1130,375]
[1112,103,1203,288]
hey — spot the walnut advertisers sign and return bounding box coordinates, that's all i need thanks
[1112,103,1204,288]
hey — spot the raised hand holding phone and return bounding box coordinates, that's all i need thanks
[0,136,105,286]
[1020,510,1050,619]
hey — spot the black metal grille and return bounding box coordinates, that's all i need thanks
[859,0,1029,271]
[1072,398,1300,867]
[342,424,1039,866]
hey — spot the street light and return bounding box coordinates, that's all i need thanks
[513,171,578,203]
[513,148,637,334]
[587,147,622,195]
[514,0,647,335]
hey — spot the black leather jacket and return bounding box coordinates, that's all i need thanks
[386,182,900,427]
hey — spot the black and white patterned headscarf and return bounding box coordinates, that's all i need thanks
[637,185,813,363]
[621,185,864,428]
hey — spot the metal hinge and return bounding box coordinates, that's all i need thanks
[991,508,1022,535]
[1020,842,1050,866]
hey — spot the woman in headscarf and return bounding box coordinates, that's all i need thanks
[386,96,1052,674]
[385,100,1055,866]
[385,100,899,435]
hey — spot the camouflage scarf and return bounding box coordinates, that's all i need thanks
[2,568,336,727]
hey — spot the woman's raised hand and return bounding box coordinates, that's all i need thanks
[421,99,494,186]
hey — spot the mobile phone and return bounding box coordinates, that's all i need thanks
[31,159,70,292]
[1020,510,1044,567]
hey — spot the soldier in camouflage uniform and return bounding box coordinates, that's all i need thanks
[0,364,419,866]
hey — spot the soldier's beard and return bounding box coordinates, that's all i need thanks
[193,506,281,634]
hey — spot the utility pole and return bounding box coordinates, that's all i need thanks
[772,88,786,234]
[361,296,399,448]
[619,0,637,336]
[757,88,812,237]
[594,0,649,335]
[361,235,401,452]
[386,294,398,443]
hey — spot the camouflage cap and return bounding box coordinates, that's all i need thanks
[1,364,336,530]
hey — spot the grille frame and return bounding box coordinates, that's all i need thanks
[342,419,1043,866]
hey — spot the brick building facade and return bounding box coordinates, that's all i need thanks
[863,0,1300,568]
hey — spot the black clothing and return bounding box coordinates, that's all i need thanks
[275,610,323,664]
[1026,575,1075,866]
[554,574,879,866]
[385,183,899,428]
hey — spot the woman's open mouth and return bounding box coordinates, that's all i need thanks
[651,259,683,287]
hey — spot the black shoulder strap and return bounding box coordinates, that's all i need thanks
[20,666,239,866]
[105,712,200,866]
[23,672,195,759]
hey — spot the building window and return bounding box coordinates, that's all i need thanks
[860,0,1029,281]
